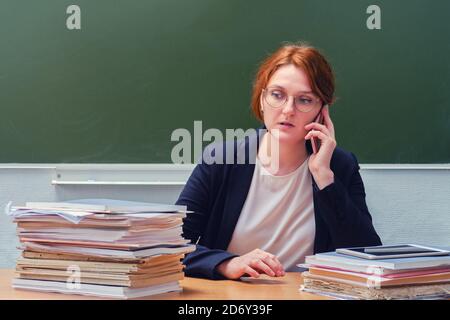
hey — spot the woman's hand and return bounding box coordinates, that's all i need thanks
[216,248,285,280]
[304,105,337,190]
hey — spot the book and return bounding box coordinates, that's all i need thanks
[12,278,182,299]
[18,237,190,249]
[301,272,450,300]
[8,199,196,299]
[300,257,450,276]
[14,214,184,228]
[300,263,450,278]
[25,199,186,214]
[306,251,450,272]
[16,255,184,273]
[16,219,183,230]
[21,241,196,259]
[8,199,188,224]
[15,270,185,288]
[307,266,450,287]
[17,225,184,242]
[300,246,450,300]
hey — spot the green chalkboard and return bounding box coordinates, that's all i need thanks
[0,0,449,163]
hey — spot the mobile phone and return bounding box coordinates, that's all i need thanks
[310,105,326,154]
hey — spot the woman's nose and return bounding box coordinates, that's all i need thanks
[282,97,296,115]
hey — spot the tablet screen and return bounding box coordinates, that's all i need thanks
[355,245,442,256]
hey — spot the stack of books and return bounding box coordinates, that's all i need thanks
[299,250,450,299]
[7,199,195,299]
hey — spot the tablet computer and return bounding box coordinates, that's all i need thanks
[336,244,450,260]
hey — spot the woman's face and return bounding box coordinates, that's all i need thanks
[261,64,323,145]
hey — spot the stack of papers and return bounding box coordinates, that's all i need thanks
[299,250,450,300]
[7,199,195,299]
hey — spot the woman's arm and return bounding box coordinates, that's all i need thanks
[314,152,382,249]
[305,106,381,249]
[176,158,238,280]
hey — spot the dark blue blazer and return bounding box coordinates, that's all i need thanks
[176,129,382,280]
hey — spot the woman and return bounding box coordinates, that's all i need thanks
[176,42,382,280]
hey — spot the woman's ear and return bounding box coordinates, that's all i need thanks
[259,93,264,113]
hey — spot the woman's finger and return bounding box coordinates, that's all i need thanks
[272,256,285,275]
[306,130,336,153]
[266,254,285,274]
[322,105,335,137]
[304,129,328,141]
[250,259,276,277]
[253,249,285,276]
[259,254,284,276]
[243,265,260,278]
[304,122,331,137]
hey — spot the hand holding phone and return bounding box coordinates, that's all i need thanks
[310,105,326,154]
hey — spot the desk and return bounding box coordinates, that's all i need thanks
[0,269,329,300]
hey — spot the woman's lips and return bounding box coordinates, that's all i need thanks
[278,122,295,128]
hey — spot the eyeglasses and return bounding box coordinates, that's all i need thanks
[262,86,322,113]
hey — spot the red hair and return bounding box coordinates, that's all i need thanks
[251,42,335,122]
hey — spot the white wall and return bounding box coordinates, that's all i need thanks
[360,165,450,247]
[0,164,449,268]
